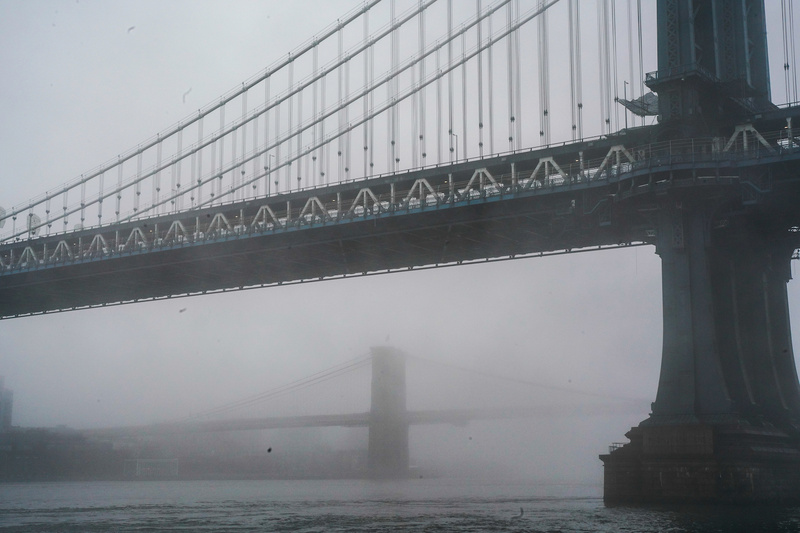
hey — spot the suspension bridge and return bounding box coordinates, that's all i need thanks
[2,0,800,502]
[84,346,646,478]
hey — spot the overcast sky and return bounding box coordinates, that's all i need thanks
[0,0,798,483]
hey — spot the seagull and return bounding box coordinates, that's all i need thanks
[127,26,135,33]
[182,88,192,103]
[511,507,524,520]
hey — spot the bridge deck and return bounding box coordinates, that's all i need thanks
[2,112,799,318]
[83,402,650,438]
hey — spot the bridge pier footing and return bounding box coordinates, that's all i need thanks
[601,424,800,504]
[601,200,800,503]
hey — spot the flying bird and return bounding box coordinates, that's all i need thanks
[182,88,192,103]
[127,26,135,33]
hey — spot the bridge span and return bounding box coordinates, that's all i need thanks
[2,114,799,318]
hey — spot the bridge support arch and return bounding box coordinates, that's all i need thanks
[367,346,409,478]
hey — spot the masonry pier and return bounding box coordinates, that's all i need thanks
[367,347,409,478]
[601,202,800,503]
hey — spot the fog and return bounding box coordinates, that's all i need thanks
[0,0,799,485]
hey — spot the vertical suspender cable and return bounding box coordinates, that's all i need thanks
[514,0,522,148]
[313,42,319,186]
[320,56,328,184]
[116,158,123,219]
[80,175,86,225]
[176,130,182,210]
[462,29,468,161]
[412,52,419,168]
[345,52,351,179]
[436,46,443,163]
[97,172,104,223]
[339,23,345,180]
[598,0,605,135]
[191,145,197,206]
[410,5,418,168]
[235,91,243,200]
[154,136,162,213]
[45,194,51,234]
[507,1,515,150]
[394,0,400,171]
[388,0,396,171]
[274,89,281,191]
[209,112,217,199]
[196,115,204,205]
[477,0,485,156]
[287,55,294,190]
[135,150,143,213]
[175,129,183,209]
[264,76,271,193]
[218,103,225,200]
[448,0,454,161]
[627,0,635,108]
[250,91,258,197]
[611,0,619,132]
[391,0,399,171]
[783,0,791,102]
[604,0,611,134]
[252,92,266,197]
[298,74,304,188]
[637,0,644,126]
[597,0,609,134]
[419,0,427,163]
[368,19,375,174]
[791,0,798,102]
[576,0,583,139]
[538,0,550,145]
[568,0,577,141]
[488,10,495,154]
[230,92,239,200]
[787,0,799,103]
[364,13,370,177]
[62,186,69,230]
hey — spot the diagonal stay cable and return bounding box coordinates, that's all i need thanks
[407,354,649,403]
[179,353,371,421]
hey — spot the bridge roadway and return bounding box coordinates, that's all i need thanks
[82,403,649,438]
[1,107,799,318]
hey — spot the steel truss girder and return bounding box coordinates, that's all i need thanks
[0,122,794,275]
[2,119,800,317]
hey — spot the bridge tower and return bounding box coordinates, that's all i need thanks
[601,0,800,503]
[367,346,409,478]
[647,0,772,136]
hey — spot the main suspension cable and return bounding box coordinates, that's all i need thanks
[180,354,372,421]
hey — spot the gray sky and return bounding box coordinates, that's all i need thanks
[0,0,798,483]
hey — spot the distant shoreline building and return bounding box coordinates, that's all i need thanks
[0,377,12,432]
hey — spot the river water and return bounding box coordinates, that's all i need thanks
[1,478,799,532]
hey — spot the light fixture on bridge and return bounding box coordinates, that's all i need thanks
[449,131,458,161]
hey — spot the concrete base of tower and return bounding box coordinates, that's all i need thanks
[600,423,800,504]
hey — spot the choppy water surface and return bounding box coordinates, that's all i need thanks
[1,478,799,532]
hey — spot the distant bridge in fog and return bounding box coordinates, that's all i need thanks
[83,347,646,478]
